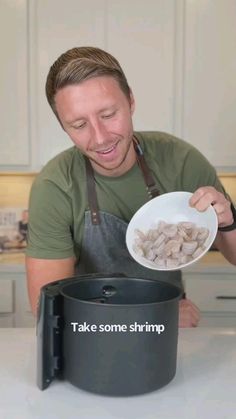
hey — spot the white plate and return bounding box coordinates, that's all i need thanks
[126,191,218,271]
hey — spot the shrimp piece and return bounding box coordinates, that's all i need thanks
[162,224,178,238]
[177,226,189,240]
[134,229,147,241]
[153,240,166,256]
[154,257,166,268]
[178,221,196,230]
[142,240,154,252]
[189,228,199,241]
[166,258,180,268]
[179,254,192,264]
[132,244,144,257]
[163,240,181,257]
[153,233,166,248]
[182,241,198,255]
[145,248,156,261]
[147,229,159,241]
[192,246,206,259]
[197,228,209,241]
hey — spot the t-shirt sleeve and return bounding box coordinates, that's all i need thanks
[26,177,74,259]
[179,143,228,197]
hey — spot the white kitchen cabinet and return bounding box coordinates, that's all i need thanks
[183,252,236,327]
[183,0,236,170]
[0,269,35,328]
[0,0,30,168]
[14,272,35,328]
[0,279,14,327]
[106,0,177,134]
[0,279,13,313]
[32,0,106,167]
[1,1,236,170]
[29,0,236,170]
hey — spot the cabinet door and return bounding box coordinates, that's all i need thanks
[183,0,236,168]
[0,279,14,327]
[33,0,105,166]
[0,0,29,166]
[185,274,236,314]
[0,272,35,328]
[14,273,35,328]
[107,0,177,133]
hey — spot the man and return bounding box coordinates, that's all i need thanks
[26,46,236,326]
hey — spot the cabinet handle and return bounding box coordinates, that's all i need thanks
[216,296,236,300]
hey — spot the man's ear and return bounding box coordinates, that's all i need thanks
[129,90,135,115]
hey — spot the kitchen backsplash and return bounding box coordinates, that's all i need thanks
[219,173,236,204]
[0,173,36,208]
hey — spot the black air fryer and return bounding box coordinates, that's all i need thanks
[37,274,182,396]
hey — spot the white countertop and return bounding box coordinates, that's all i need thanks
[1,250,236,274]
[0,327,236,419]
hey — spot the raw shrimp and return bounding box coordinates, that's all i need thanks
[133,221,209,268]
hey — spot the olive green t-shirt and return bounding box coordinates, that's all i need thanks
[26,131,225,260]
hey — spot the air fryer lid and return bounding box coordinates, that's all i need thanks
[37,273,182,395]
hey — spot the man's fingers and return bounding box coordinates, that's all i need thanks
[179,298,201,328]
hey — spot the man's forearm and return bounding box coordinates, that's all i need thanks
[25,255,76,315]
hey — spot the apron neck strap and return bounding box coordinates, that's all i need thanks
[85,158,101,225]
[85,135,160,224]
[133,135,160,200]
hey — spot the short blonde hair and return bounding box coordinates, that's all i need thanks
[46,46,131,118]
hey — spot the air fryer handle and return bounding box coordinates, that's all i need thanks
[37,285,63,390]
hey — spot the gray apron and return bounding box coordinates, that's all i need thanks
[76,137,183,291]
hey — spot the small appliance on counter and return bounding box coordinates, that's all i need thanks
[37,273,182,396]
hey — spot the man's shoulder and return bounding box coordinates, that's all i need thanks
[135,131,193,154]
[33,146,84,192]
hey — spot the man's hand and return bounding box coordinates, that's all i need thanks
[189,186,233,228]
[179,298,200,327]
[189,185,236,265]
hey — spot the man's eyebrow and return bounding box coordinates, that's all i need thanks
[99,105,116,113]
[66,117,84,125]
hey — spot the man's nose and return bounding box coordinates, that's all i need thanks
[91,120,108,144]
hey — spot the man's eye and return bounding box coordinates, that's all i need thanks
[73,122,86,129]
[103,111,116,119]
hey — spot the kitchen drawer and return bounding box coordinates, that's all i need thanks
[0,271,35,327]
[185,275,236,313]
[199,314,236,327]
[0,279,13,313]
[0,313,14,327]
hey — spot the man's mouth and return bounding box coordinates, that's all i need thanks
[95,143,118,155]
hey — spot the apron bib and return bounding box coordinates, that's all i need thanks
[76,137,183,290]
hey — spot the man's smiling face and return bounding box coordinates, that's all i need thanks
[55,76,136,176]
